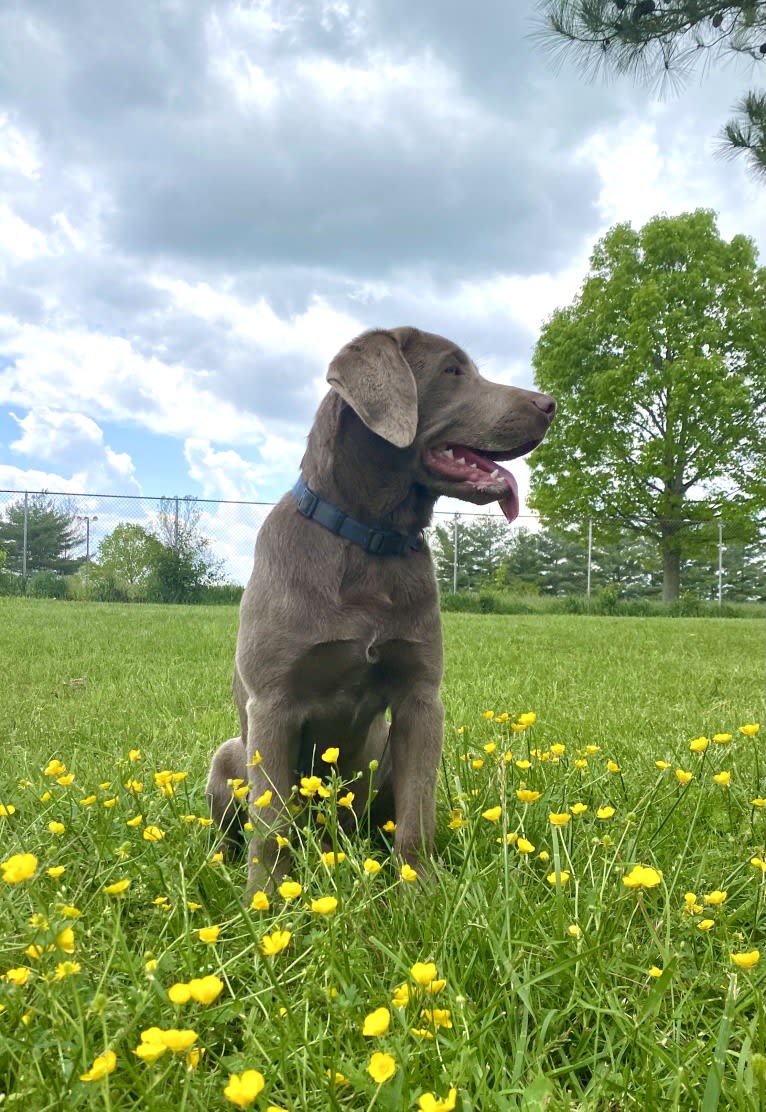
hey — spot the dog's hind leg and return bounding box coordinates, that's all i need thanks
[206,736,248,857]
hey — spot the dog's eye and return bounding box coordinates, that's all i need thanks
[443,365,461,375]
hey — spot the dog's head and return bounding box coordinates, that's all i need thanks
[327,327,555,522]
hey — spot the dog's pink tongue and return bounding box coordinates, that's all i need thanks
[494,462,519,524]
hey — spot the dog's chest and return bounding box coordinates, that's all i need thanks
[287,634,425,706]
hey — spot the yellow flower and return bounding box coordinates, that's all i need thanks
[197,926,221,944]
[516,789,541,804]
[103,797,117,809]
[400,863,418,883]
[483,742,497,755]
[363,858,382,875]
[752,798,766,808]
[78,795,97,807]
[48,821,65,836]
[104,879,131,896]
[2,853,38,884]
[362,1006,391,1036]
[53,960,81,980]
[546,871,570,886]
[482,710,495,720]
[169,975,224,1006]
[143,826,165,842]
[321,747,340,763]
[410,961,438,986]
[261,929,291,956]
[44,759,67,777]
[186,1047,205,1070]
[675,769,694,785]
[622,865,663,890]
[515,759,531,770]
[648,966,663,978]
[689,736,709,753]
[418,1090,458,1112]
[738,723,760,737]
[516,837,535,854]
[392,982,410,1008]
[548,812,571,827]
[223,1069,266,1107]
[730,950,760,969]
[56,774,75,786]
[58,905,81,919]
[411,1027,435,1039]
[254,790,272,808]
[367,1052,396,1084]
[655,760,671,770]
[712,733,732,745]
[80,1049,117,1082]
[299,775,323,797]
[570,803,588,816]
[750,857,766,872]
[481,806,502,822]
[712,771,731,786]
[326,1069,350,1086]
[517,712,537,726]
[0,803,16,817]
[161,1028,198,1053]
[247,750,262,768]
[703,890,727,906]
[337,791,355,808]
[311,896,338,916]
[567,924,582,937]
[421,1007,452,1028]
[538,850,550,862]
[606,760,621,774]
[275,835,290,848]
[126,814,143,828]
[278,881,302,901]
[5,967,31,985]
[56,927,75,953]
[697,919,715,932]
[128,748,142,762]
[471,759,484,770]
[574,758,588,770]
[596,806,616,820]
[168,982,192,1005]
[321,851,346,867]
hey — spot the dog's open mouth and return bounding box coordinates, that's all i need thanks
[423,441,541,523]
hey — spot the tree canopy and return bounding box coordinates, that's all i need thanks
[0,494,84,576]
[537,1,766,178]
[528,209,766,601]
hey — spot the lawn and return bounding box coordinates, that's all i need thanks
[1,599,764,1110]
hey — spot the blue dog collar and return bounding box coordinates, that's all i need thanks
[291,476,422,556]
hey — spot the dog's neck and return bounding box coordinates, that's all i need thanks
[300,396,437,535]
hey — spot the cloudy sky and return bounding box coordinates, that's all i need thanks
[0,0,763,580]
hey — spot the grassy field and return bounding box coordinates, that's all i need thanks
[1,598,764,1111]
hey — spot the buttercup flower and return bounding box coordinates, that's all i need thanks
[362,1007,391,1036]
[730,950,760,969]
[56,927,75,953]
[254,790,272,808]
[596,806,616,820]
[53,961,81,980]
[567,924,582,937]
[548,812,571,827]
[712,733,732,744]
[367,1052,396,1083]
[675,769,694,785]
[197,926,221,944]
[401,863,418,883]
[299,776,323,797]
[481,806,502,822]
[517,789,541,804]
[417,1089,458,1111]
[410,961,438,986]
[0,804,16,817]
[655,760,671,770]
[516,837,535,854]
[5,967,30,986]
[712,772,731,786]
[1,853,38,884]
[80,1049,117,1082]
[321,851,346,867]
[517,712,537,726]
[483,742,497,754]
[392,982,410,1008]
[697,919,715,931]
[606,760,621,773]
[311,896,338,916]
[570,803,588,816]
[363,858,382,875]
[546,871,571,886]
[622,865,663,890]
[337,791,355,808]
[44,759,67,777]
[421,1007,452,1028]
[143,826,165,842]
[321,747,339,763]
[482,710,495,720]
[168,975,224,1006]
[278,881,302,901]
[648,966,663,978]
[689,736,709,753]
[704,890,727,906]
[224,1069,266,1107]
[47,821,65,836]
[104,879,131,896]
[261,929,291,956]
[738,724,760,737]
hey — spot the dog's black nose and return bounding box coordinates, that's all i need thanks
[533,393,556,417]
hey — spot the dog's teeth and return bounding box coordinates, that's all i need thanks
[442,448,454,459]
[456,457,466,465]
[490,469,500,479]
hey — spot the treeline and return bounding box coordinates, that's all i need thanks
[0,494,241,604]
[431,518,766,604]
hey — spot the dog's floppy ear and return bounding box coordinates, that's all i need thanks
[327,330,418,449]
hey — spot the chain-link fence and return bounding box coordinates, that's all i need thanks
[0,489,763,605]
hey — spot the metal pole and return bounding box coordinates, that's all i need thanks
[717,520,723,609]
[22,491,28,580]
[174,497,180,550]
[452,515,458,593]
[586,518,593,603]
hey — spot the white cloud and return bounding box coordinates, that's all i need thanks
[8,408,140,493]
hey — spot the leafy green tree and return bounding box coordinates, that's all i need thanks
[432,516,516,592]
[538,2,766,178]
[0,494,84,576]
[147,497,223,603]
[94,523,163,600]
[530,210,765,602]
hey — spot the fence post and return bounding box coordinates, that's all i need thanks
[174,497,180,550]
[22,491,29,581]
[452,514,459,593]
[586,518,593,603]
[717,520,723,610]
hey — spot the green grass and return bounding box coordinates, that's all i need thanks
[1,598,764,1111]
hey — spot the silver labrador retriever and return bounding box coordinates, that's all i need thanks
[207,326,555,892]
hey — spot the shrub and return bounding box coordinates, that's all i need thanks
[27,571,68,599]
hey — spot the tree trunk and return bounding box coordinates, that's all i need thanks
[662,541,681,603]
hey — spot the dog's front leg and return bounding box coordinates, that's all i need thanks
[245,696,299,895]
[388,688,444,877]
